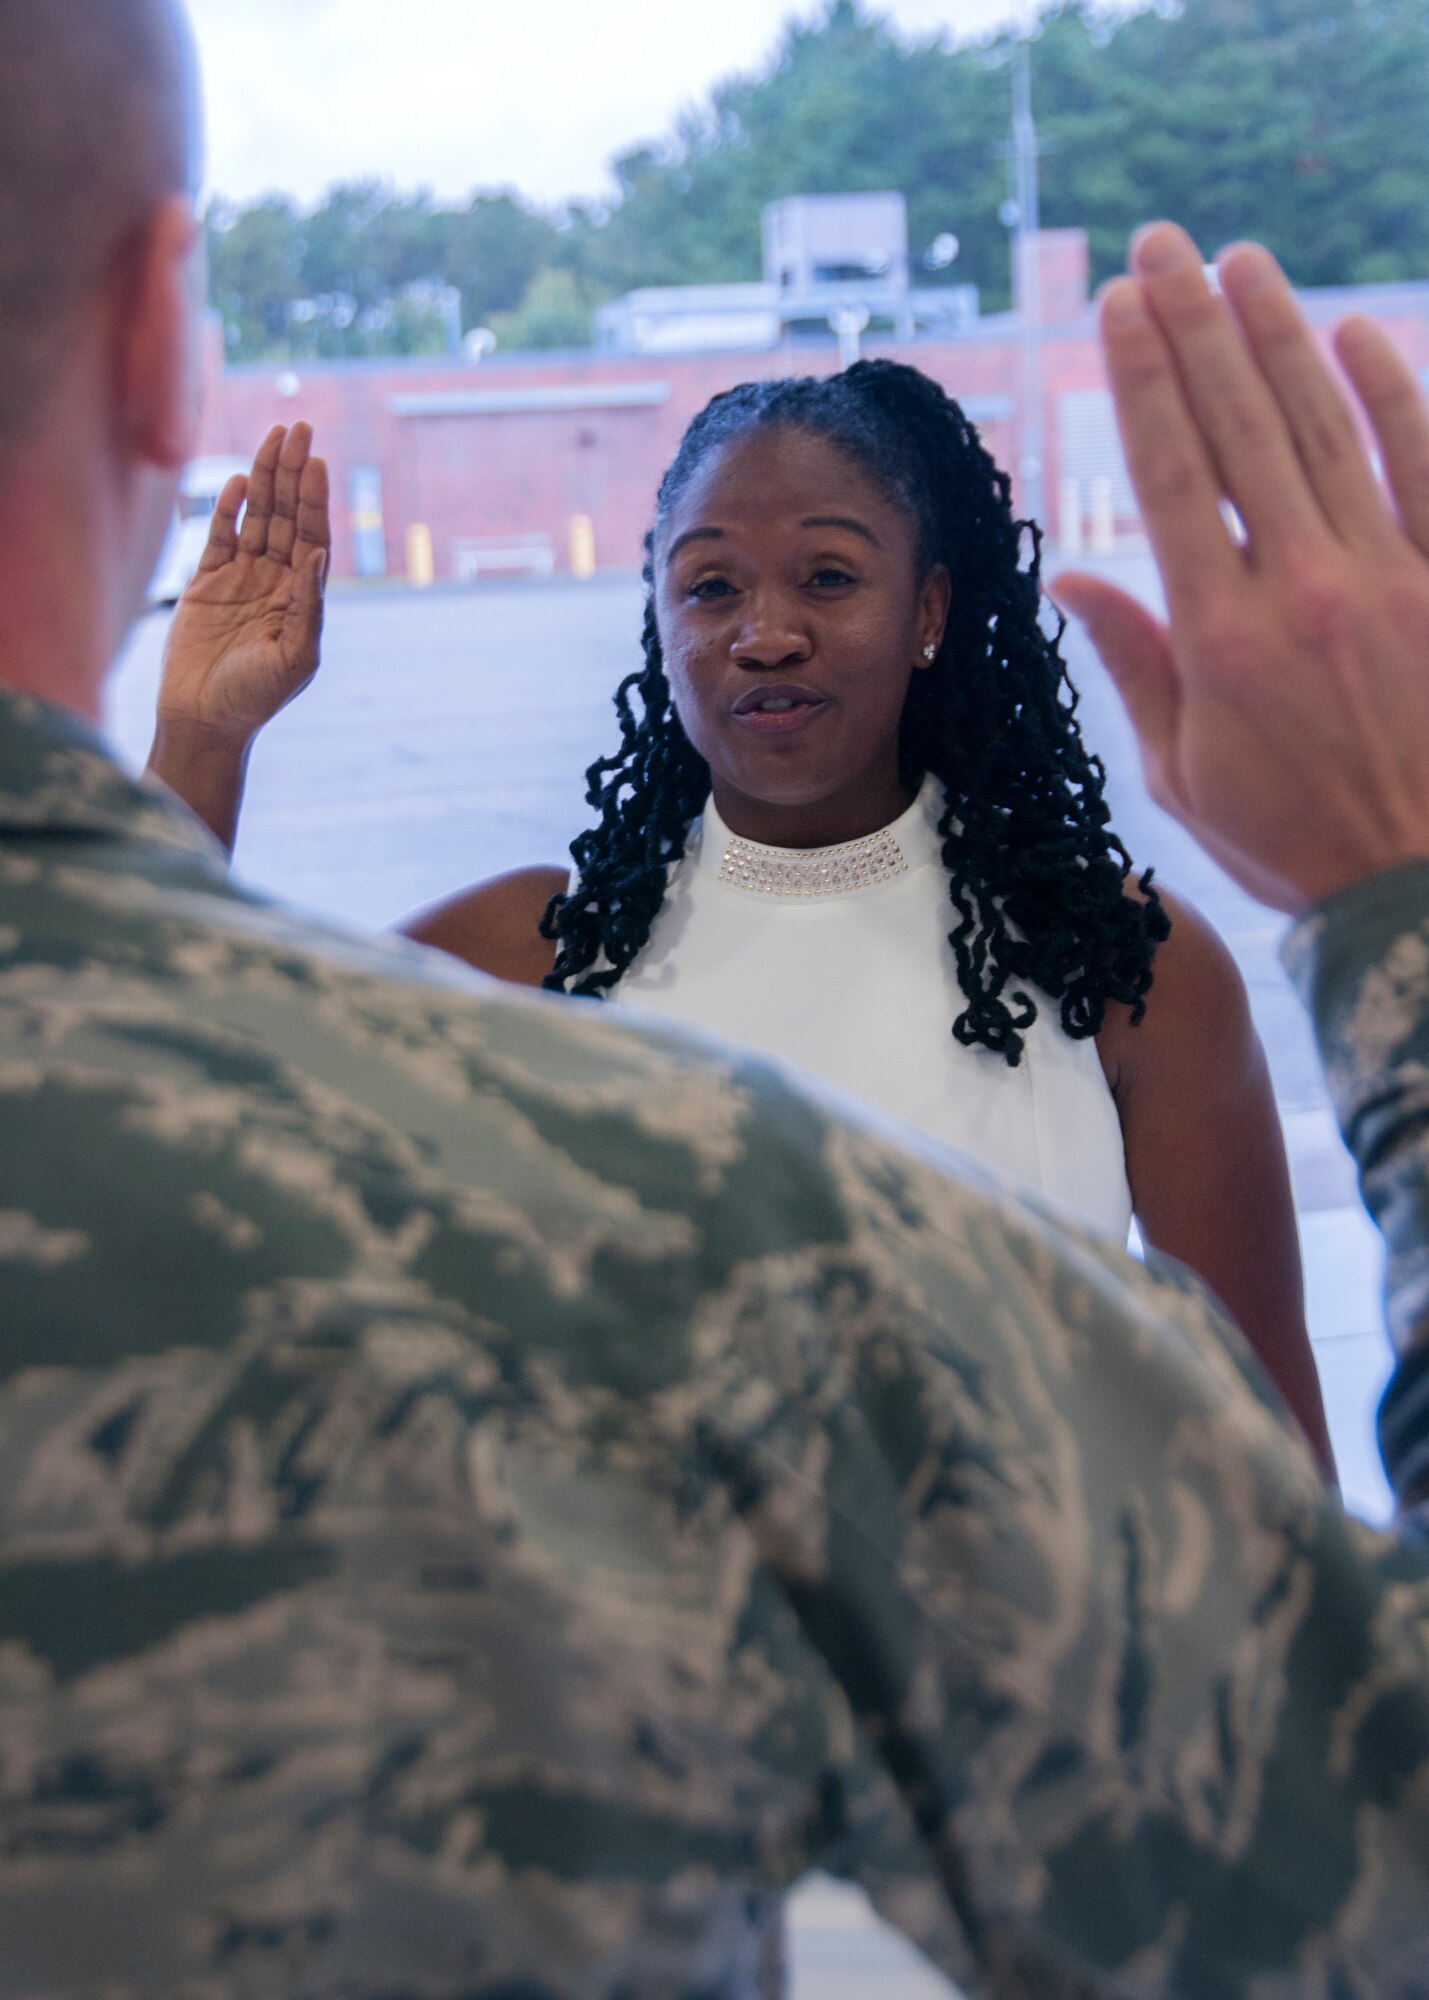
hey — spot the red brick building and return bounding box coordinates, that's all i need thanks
[196,230,1429,582]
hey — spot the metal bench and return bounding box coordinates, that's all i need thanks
[451,534,556,582]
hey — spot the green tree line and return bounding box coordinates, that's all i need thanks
[208,0,1429,360]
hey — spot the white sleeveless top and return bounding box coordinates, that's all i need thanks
[616,778,1133,1239]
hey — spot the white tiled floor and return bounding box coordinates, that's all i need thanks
[786,1878,955,2000]
[1300,1205,1393,1521]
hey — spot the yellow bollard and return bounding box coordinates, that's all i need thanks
[406,523,435,589]
[569,514,597,581]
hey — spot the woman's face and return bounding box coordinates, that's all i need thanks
[653,426,950,847]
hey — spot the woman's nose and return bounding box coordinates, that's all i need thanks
[731,596,812,671]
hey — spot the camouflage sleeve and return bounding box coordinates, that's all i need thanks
[11,726,1429,1997]
[1283,860,1429,1516]
[683,1096,1429,1995]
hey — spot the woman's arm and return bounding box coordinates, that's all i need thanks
[400,867,569,987]
[146,423,330,853]
[1099,888,1337,1477]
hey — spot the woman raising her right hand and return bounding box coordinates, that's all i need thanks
[150,367,1336,1477]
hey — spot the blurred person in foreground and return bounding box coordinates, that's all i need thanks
[6,7,1429,2000]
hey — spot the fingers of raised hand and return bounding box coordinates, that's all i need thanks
[1098,276,1240,617]
[1334,314,1429,558]
[293,453,331,566]
[282,545,329,678]
[266,422,314,563]
[1129,222,1324,560]
[1217,244,1391,552]
[238,425,287,556]
[198,474,248,572]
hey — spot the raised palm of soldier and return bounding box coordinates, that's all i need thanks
[159,423,331,742]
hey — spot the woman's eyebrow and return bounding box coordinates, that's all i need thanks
[800,515,882,548]
[665,526,725,562]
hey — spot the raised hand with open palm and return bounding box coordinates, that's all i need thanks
[148,423,331,851]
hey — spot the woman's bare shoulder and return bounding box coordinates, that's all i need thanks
[1097,880,1250,1090]
[400,866,570,986]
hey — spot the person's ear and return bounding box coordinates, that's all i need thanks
[114,195,204,473]
[915,562,951,667]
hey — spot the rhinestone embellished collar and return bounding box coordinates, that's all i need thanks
[705,786,938,901]
[718,825,909,898]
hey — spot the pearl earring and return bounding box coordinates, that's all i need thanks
[922,643,937,662]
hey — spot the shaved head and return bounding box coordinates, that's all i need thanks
[0,0,198,472]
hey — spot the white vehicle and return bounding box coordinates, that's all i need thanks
[147,455,248,607]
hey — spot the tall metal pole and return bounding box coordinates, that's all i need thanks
[1012,30,1045,532]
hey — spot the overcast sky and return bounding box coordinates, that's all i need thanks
[187,0,1028,209]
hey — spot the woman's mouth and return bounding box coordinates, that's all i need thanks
[731,685,830,734]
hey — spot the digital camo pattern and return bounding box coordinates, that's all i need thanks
[1285,862,1429,1529]
[2,685,1429,1999]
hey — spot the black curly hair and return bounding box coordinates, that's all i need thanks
[540,357,1169,1064]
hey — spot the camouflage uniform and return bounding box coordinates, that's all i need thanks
[1,682,1428,1998]
[1287,868,1429,1536]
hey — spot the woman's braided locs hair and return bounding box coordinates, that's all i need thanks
[540,358,1168,1062]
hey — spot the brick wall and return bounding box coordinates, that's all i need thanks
[196,232,1429,581]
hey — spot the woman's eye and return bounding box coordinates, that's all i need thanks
[809,567,855,588]
[689,577,735,602]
